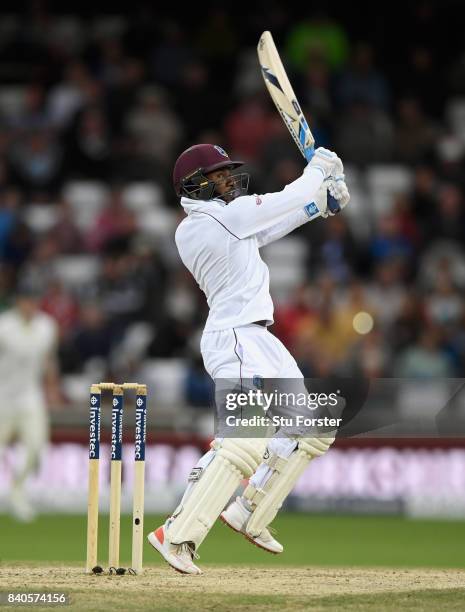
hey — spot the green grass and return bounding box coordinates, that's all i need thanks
[1,513,465,568]
[57,588,465,611]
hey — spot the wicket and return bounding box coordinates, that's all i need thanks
[86,382,148,575]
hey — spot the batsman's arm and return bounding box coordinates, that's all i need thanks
[254,182,327,247]
[220,165,325,239]
[255,208,310,247]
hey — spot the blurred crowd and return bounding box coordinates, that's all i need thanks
[1,3,465,408]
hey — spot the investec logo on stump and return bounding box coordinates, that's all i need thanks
[134,396,146,461]
[111,397,123,461]
[89,394,100,459]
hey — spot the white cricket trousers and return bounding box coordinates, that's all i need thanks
[0,392,49,486]
[199,323,304,492]
[200,323,303,380]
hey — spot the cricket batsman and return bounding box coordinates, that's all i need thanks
[148,143,350,573]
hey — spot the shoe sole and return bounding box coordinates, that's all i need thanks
[219,514,281,555]
[147,532,201,575]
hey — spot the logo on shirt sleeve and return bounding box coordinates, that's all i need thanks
[304,202,319,217]
[255,196,262,205]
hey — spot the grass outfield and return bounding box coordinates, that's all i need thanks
[0,513,464,568]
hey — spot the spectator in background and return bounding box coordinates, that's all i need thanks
[5,84,52,132]
[94,36,127,87]
[0,189,20,259]
[20,235,60,290]
[92,240,151,339]
[392,193,421,251]
[150,20,191,87]
[309,215,360,283]
[125,86,183,171]
[293,292,338,376]
[299,49,333,143]
[394,326,455,377]
[176,60,223,139]
[425,268,462,329]
[40,280,79,341]
[194,8,237,82]
[435,134,465,185]
[224,94,274,162]
[389,293,425,356]
[334,43,393,165]
[105,57,146,135]
[296,281,372,374]
[49,198,83,254]
[0,212,34,270]
[47,61,95,129]
[147,315,192,358]
[431,184,465,244]
[419,253,465,303]
[259,156,301,194]
[367,260,407,330]
[273,283,317,352]
[8,131,63,197]
[61,301,114,372]
[370,213,414,267]
[336,43,390,112]
[297,300,344,374]
[394,97,437,164]
[399,47,444,118]
[347,328,389,377]
[425,184,465,246]
[257,116,301,183]
[184,352,214,409]
[333,280,374,353]
[64,105,113,180]
[285,12,349,72]
[335,100,394,165]
[86,188,136,252]
[361,330,389,377]
[410,164,438,244]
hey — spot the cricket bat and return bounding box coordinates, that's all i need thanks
[257,30,340,217]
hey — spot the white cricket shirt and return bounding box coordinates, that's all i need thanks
[0,309,58,403]
[175,164,324,331]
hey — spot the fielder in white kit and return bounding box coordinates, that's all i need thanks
[148,143,350,573]
[0,285,60,521]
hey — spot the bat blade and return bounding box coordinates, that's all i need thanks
[257,31,314,160]
[257,30,340,214]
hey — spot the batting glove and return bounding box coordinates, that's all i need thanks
[323,175,350,216]
[307,147,342,180]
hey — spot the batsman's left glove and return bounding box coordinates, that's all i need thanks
[321,175,350,217]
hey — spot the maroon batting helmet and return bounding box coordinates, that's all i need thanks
[173,144,245,200]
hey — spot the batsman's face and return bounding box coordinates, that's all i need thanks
[206,169,235,201]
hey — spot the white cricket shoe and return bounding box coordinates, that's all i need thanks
[220,497,283,554]
[147,523,202,575]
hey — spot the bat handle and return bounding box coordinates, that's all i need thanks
[305,146,341,215]
[327,194,341,214]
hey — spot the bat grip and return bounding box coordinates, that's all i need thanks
[305,146,341,215]
[327,194,341,214]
